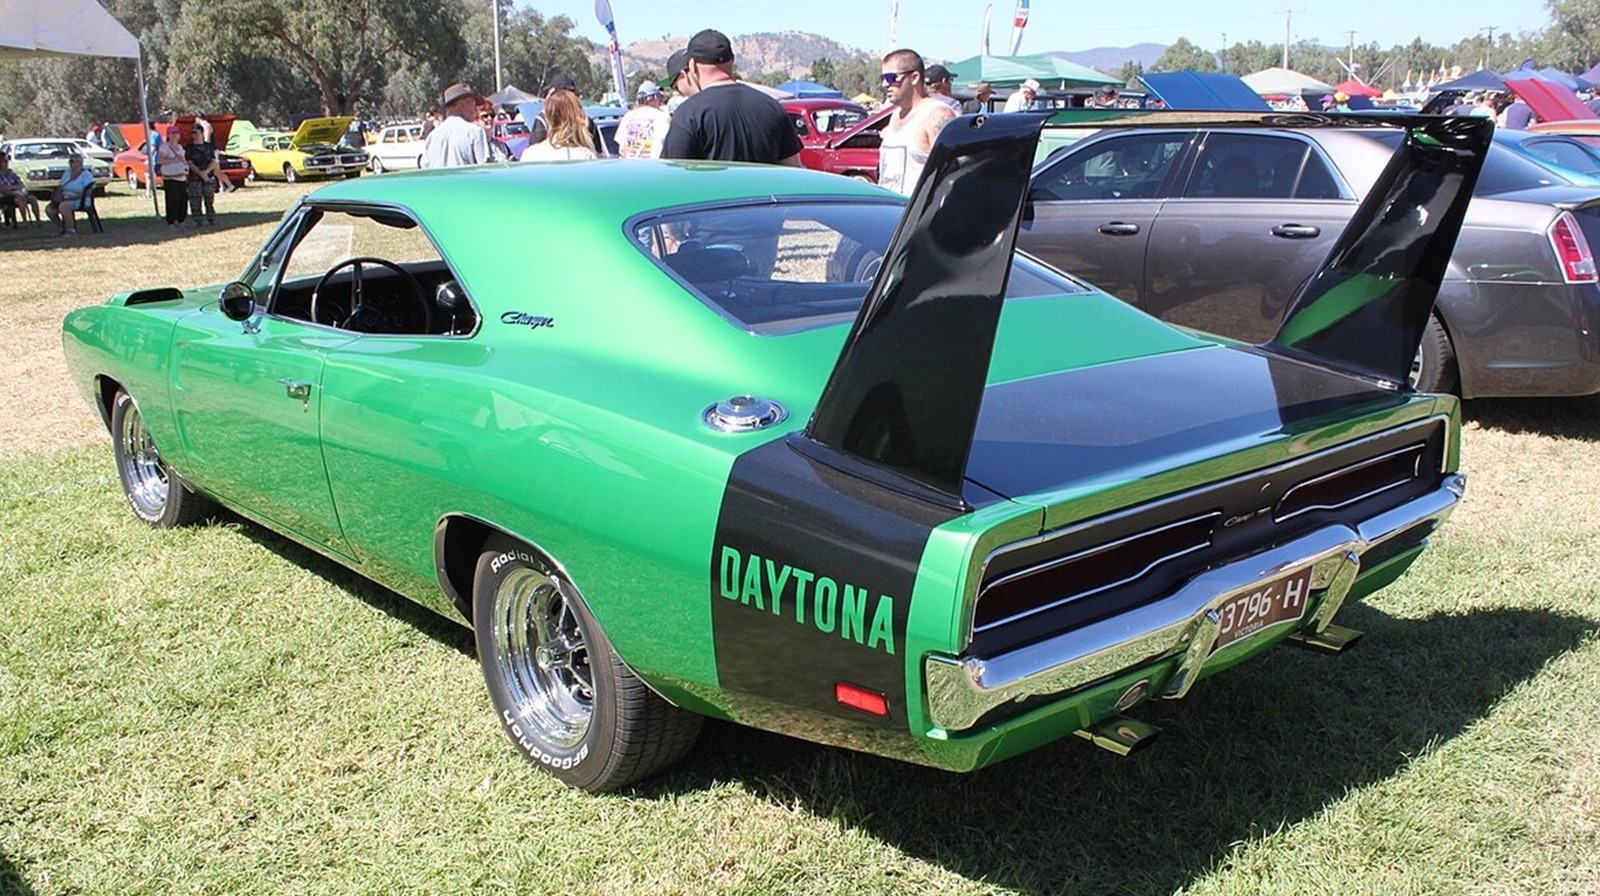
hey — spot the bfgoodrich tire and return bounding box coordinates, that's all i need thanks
[110,390,214,527]
[472,535,701,792]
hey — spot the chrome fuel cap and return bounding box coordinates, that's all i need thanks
[703,395,788,433]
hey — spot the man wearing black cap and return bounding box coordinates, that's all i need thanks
[660,29,802,165]
[923,64,963,115]
[422,82,492,168]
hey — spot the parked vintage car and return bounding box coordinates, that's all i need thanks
[63,113,1484,792]
[783,98,869,147]
[1020,116,1600,398]
[1493,127,1600,183]
[239,116,366,182]
[112,116,252,189]
[0,138,113,197]
[797,107,890,181]
[366,122,426,173]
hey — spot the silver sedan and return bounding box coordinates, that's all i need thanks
[1020,125,1600,397]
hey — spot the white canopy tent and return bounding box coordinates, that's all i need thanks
[0,0,156,210]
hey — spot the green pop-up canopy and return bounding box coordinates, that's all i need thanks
[946,54,1122,89]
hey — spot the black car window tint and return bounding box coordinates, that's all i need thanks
[1296,150,1342,199]
[1030,133,1187,201]
[1187,133,1303,199]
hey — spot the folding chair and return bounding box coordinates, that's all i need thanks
[74,190,103,234]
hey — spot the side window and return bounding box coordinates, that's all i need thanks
[263,206,479,336]
[1185,133,1308,199]
[382,130,398,144]
[1296,150,1342,199]
[1523,139,1600,177]
[1029,133,1189,201]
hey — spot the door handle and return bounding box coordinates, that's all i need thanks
[276,379,312,402]
[1270,224,1321,239]
[1098,222,1140,236]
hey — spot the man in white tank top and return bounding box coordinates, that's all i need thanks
[877,49,956,196]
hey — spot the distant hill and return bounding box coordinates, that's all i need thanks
[604,33,1164,80]
[1048,43,1167,73]
[616,31,871,78]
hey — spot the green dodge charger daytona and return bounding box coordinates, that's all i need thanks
[62,112,1488,792]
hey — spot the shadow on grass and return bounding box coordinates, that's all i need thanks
[201,512,1593,894]
[0,850,35,896]
[0,210,284,252]
[647,602,1594,895]
[221,511,475,659]
[1465,394,1600,439]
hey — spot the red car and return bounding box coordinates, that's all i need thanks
[795,106,891,182]
[782,98,869,147]
[112,116,252,190]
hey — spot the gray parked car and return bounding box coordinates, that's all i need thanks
[1019,124,1600,397]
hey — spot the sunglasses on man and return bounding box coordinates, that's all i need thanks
[881,70,917,87]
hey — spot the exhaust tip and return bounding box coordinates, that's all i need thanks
[1074,715,1161,758]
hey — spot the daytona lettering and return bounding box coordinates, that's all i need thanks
[717,546,897,655]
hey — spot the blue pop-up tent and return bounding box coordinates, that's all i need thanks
[1429,68,1507,92]
[774,79,842,98]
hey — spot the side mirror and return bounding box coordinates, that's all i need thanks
[219,281,257,321]
[435,280,466,314]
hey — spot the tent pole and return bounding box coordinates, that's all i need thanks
[136,45,157,215]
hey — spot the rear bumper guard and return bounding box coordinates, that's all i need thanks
[924,473,1466,732]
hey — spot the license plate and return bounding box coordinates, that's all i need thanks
[1211,567,1313,652]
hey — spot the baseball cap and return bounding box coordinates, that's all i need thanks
[548,72,577,93]
[666,49,689,79]
[441,83,479,105]
[687,29,733,64]
[925,64,952,84]
[1020,78,1041,92]
[637,80,662,99]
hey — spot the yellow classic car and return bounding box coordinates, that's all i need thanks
[239,116,367,183]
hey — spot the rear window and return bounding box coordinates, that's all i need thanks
[1369,130,1570,195]
[630,200,1090,334]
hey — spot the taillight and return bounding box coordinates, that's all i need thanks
[1548,211,1597,283]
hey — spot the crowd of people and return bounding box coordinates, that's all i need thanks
[415,27,961,197]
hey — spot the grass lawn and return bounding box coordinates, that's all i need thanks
[2,180,1599,895]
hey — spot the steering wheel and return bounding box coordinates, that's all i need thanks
[309,256,433,333]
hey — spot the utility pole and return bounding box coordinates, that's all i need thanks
[1346,29,1358,82]
[1273,8,1303,69]
[490,0,503,93]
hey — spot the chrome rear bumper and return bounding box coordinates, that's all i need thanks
[924,473,1466,732]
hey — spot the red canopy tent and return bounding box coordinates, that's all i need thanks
[1334,80,1383,98]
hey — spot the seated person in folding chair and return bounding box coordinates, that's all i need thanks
[46,154,97,236]
[0,152,41,227]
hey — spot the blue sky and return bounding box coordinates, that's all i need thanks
[534,0,1557,63]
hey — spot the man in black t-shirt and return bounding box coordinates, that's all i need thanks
[660,29,802,166]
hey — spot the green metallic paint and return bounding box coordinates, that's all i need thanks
[61,158,1467,777]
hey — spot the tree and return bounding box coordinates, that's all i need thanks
[190,0,467,116]
[1545,0,1600,70]
[809,57,836,87]
[1151,37,1219,73]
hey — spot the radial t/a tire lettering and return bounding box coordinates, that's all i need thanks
[110,389,214,528]
[472,534,701,792]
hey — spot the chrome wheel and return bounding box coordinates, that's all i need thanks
[125,169,139,190]
[116,394,170,520]
[491,566,593,749]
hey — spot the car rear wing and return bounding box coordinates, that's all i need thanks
[798,110,1491,511]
